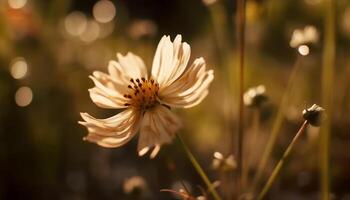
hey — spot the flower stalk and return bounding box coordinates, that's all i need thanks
[236,0,246,194]
[242,108,260,189]
[177,134,222,200]
[252,55,302,192]
[257,120,309,200]
[320,0,335,198]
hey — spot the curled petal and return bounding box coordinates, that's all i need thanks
[79,109,142,148]
[151,35,191,88]
[159,57,214,108]
[137,105,183,158]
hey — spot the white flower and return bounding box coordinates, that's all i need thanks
[79,35,214,158]
[243,85,267,107]
[212,151,237,171]
[123,176,147,194]
[289,25,319,48]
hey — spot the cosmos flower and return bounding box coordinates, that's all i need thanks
[79,35,214,158]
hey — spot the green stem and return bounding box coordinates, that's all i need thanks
[236,0,246,195]
[177,134,222,200]
[257,120,309,200]
[243,109,260,189]
[320,0,335,199]
[252,55,302,192]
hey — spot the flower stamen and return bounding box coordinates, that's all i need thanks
[124,78,159,110]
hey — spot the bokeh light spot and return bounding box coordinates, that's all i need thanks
[15,86,33,107]
[80,20,100,43]
[93,0,116,23]
[10,57,28,79]
[65,11,88,36]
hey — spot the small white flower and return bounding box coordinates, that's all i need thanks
[289,25,319,48]
[123,176,147,194]
[79,35,214,158]
[243,85,267,107]
[212,151,237,171]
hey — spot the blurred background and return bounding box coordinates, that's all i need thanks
[0,0,350,199]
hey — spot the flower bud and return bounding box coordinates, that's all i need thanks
[302,104,325,127]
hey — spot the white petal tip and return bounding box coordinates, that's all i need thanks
[150,145,161,159]
[138,147,150,156]
[80,112,88,117]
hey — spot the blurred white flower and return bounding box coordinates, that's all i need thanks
[79,35,214,158]
[243,85,267,107]
[123,176,147,194]
[289,25,319,48]
[212,151,237,171]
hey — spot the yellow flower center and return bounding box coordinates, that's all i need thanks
[124,78,160,110]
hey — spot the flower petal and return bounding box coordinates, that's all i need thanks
[159,57,214,108]
[79,108,142,148]
[88,70,130,109]
[92,71,129,94]
[137,105,182,157]
[151,35,190,88]
[114,52,148,80]
[89,87,127,109]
